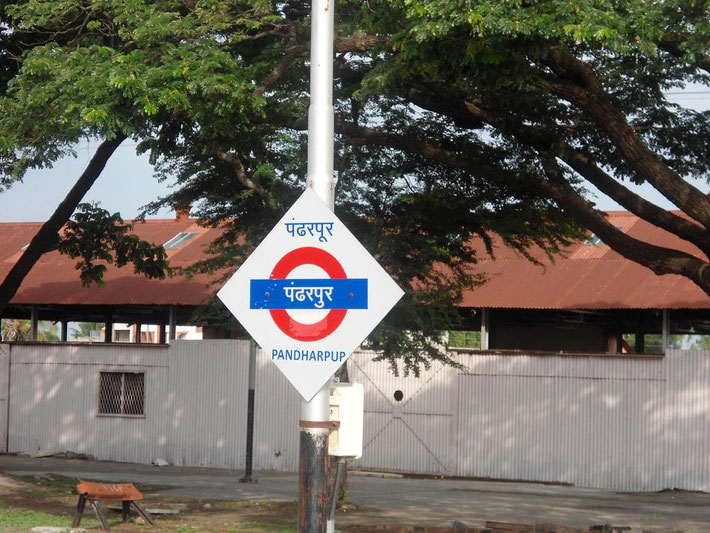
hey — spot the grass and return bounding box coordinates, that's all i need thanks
[229,524,296,532]
[173,524,296,533]
[0,504,121,531]
[0,504,298,532]
[0,473,300,532]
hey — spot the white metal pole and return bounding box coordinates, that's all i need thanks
[306,0,335,211]
[300,0,335,530]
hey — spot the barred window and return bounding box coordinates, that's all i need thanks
[98,372,145,416]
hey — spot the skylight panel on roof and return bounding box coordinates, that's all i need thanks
[163,232,198,250]
[584,234,603,246]
[584,226,624,246]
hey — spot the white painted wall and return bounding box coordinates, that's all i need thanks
[0,341,708,492]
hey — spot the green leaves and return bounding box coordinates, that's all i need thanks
[58,203,171,287]
[2,0,709,369]
[0,0,281,178]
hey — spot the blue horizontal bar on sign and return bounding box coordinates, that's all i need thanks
[250,278,368,310]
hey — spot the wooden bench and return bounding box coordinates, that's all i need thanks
[72,480,156,531]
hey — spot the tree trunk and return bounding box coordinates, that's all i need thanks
[0,134,127,317]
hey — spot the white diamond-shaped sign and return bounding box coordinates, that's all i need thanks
[217,188,404,401]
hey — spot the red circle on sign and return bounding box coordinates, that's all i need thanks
[269,247,347,341]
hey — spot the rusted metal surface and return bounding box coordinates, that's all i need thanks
[76,481,144,501]
[298,427,329,532]
[0,218,223,306]
[2,211,709,310]
[299,420,339,428]
[462,212,709,309]
[73,480,156,531]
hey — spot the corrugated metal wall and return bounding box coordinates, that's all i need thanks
[253,350,300,472]
[454,352,667,490]
[165,340,250,468]
[0,343,8,453]
[7,343,171,464]
[663,349,710,491]
[1,342,708,492]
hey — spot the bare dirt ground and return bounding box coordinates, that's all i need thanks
[0,472,300,531]
[2,456,709,533]
[0,472,416,532]
[0,472,539,532]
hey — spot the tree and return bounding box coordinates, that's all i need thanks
[1,1,708,370]
[0,318,58,341]
[70,321,104,341]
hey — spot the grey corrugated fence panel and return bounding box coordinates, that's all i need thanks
[253,346,300,472]
[4,342,710,491]
[453,352,674,491]
[165,340,251,469]
[0,344,8,453]
[7,343,170,464]
[663,349,710,491]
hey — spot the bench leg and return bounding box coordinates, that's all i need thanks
[91,499,111,531]
[72,493,87,527]
[131,501,157,527]
[122,500,131,523]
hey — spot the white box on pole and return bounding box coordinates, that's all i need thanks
[328,382,364,459]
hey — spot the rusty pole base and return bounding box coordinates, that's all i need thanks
[298,426,330,532]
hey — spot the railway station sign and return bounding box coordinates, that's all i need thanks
[217,188,404,400]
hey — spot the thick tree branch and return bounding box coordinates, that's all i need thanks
[254,31,388,97]
[335,30,390,53]
[405,87,485,130]
[335,120,527,188]
[540,157,710,296]
[216,151,277,208]
[403,83,710,256]
[0,134,127,316]
[559,147,710,256]
[541,46,710,228]
[658,35,710,75]
[254,43,307,96]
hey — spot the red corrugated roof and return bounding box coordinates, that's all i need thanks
[462,212,710,309]
[1,211,709,310]
[0,218,225,306]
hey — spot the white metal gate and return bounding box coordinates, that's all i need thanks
[349,351,456,474]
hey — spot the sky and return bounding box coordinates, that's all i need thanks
[0,140,175,222]
[0,92,708,223]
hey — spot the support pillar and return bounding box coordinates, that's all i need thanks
[480,308,490,350]
[168,306,176,343]
[30,306,38,342]
[104,315,113,343]
[240,339,258,483]
[61,321,68,343]
[634,312,645,353]
[662,309,670,352]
